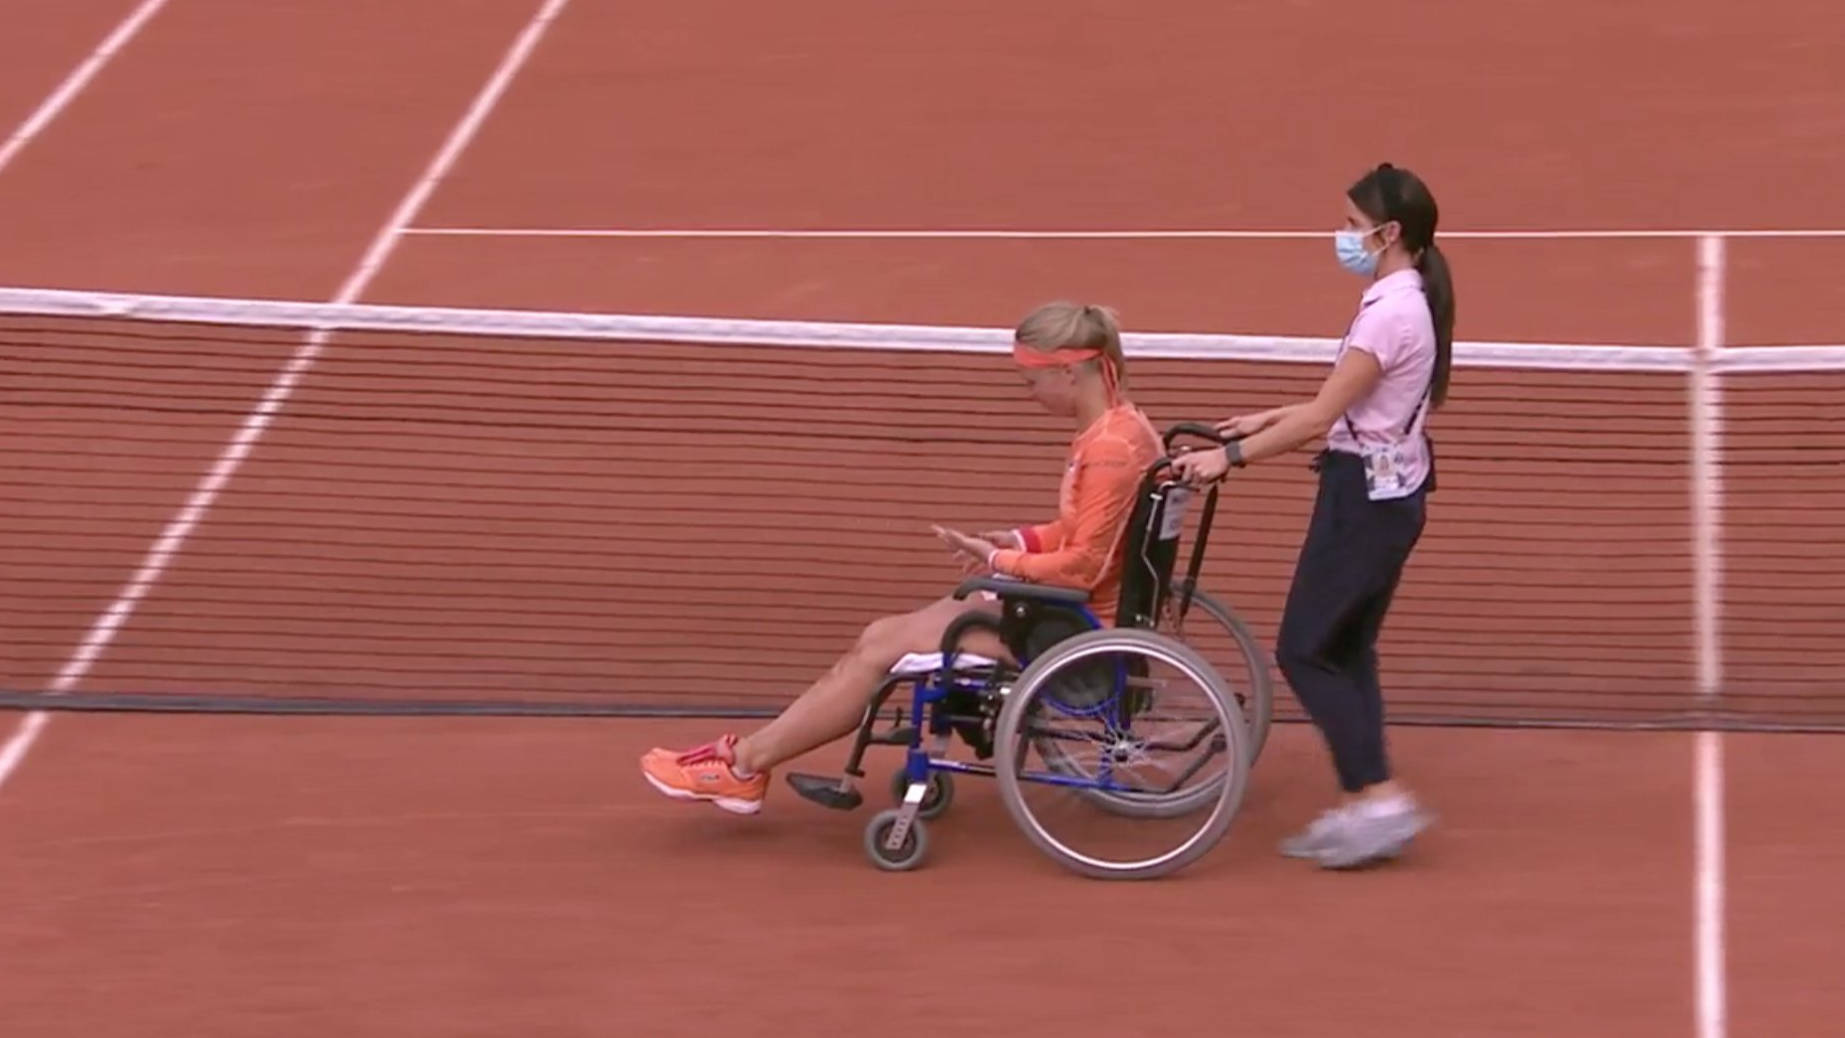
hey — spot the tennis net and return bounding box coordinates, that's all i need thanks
[2,285,1840,730]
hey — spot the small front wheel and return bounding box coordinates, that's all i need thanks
[863,809,930,871]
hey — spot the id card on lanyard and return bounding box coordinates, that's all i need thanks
[1350,409,1427,501]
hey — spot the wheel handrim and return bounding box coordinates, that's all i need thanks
[995,630,1251,877]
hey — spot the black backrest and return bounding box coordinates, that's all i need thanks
[1112,471,1199,630]
[1008,454,1219,714]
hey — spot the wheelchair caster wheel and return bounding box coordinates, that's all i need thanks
[889,768,954,820]
[863,808,929,871]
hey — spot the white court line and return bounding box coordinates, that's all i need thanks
[0,0,169,173]
[1696,729,1727,1038]
[0,0,574,792]
[1692,233,1728,1038]
[332,0,574,304]
[0,0,173,792]
[0,712,50,789]
[403,225,1845,241]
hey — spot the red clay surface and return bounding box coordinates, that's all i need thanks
[0,1,1841,1034]
[0,0,539,297]
[1725,734,1845,1031]
[0,3,142,136]
[0,718,1697,1038]
[420,0,1845,232]
[1726,239,1845,345]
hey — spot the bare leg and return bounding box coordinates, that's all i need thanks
[733,596,1009,774]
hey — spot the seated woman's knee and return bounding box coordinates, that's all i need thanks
[855,610,916,654]
[846,617,915,676]
[859,601,960,658]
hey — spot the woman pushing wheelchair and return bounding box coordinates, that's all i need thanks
[1173,162,1450,869]
[640,301,1163,815]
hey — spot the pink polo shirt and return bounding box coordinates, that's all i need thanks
[1326,267,1437,492]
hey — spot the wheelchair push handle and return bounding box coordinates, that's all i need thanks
[1151,422,1234,478]
[1162,422,1231,450]
[1146,423,1228,628]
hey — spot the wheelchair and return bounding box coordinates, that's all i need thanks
[783,423,1274,880]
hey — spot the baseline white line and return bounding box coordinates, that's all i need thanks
[0,0,170,173]
[0,0,172,792]
[402,225,1845,241]
[0,0,573,792]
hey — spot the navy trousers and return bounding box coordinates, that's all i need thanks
[1274,450,1428,793]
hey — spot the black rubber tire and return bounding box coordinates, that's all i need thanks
[1178,588,1274,761]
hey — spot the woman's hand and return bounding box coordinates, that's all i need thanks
[1171,447,1232,487]
[975,529,1023,551]
[932,525,999,567]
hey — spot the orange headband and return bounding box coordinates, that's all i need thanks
[1011,341,1103,368]
[1012,340,1120,403]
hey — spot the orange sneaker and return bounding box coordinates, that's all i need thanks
[639,735,768,814]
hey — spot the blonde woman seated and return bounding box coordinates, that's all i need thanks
[641,302,1161,815]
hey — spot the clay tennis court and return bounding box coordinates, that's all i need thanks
[2,2,1842,1035]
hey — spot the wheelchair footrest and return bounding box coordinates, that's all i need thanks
[786,772,864,811]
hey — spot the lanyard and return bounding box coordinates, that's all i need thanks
[1336,298,1432,445]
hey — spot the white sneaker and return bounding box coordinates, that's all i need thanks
[1314,795,1434,870]
[1278,805,1358,859]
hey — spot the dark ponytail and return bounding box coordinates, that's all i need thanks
[1415,242,1454,408]
[1348,163,1456,409]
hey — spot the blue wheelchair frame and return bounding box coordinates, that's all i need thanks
[901,599,1229,802]
[900,600,1123,794]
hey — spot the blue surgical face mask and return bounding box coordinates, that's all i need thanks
[1334,226,1384,276]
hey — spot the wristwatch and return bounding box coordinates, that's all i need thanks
[1223,439,1247,468]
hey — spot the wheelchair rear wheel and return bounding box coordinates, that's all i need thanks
[993,627,1251,880]
[1163,588,1273,761]
[1033,587,1272,820]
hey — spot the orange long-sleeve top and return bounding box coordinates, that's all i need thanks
[987,403,1162,625]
